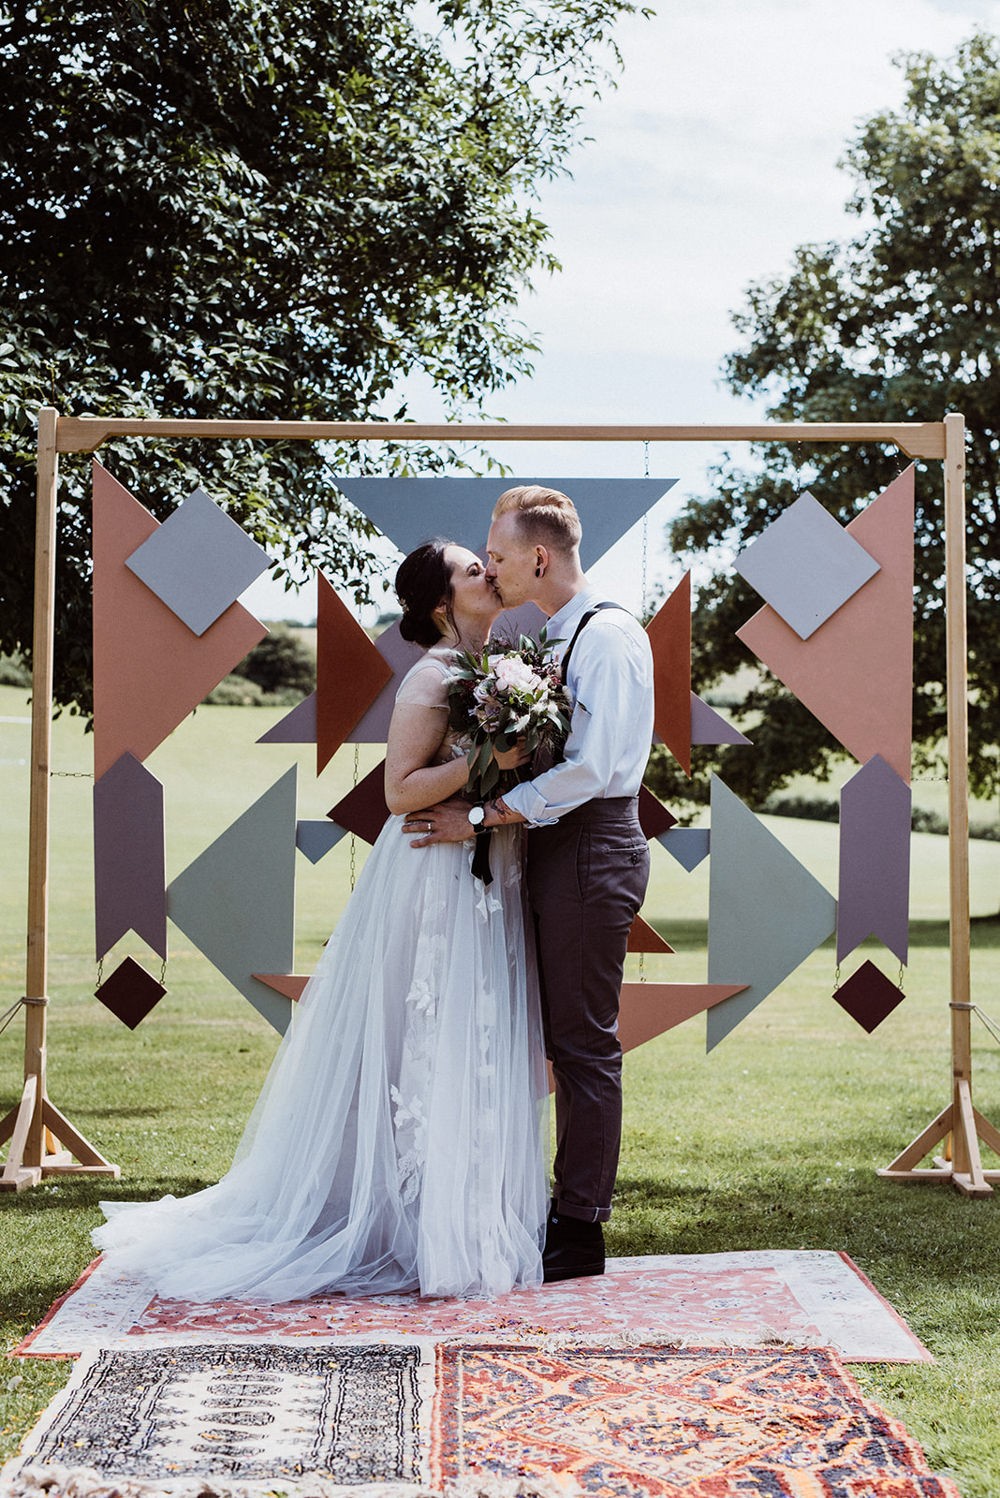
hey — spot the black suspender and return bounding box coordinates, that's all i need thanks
[559,601,627,681]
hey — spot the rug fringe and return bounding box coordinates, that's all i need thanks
[1,1464,425,1498]
[2,1464,579,1498]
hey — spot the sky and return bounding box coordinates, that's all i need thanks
[242,0,999,623]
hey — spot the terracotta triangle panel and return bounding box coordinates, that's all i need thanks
[92,464,267,780]
[619,982,749,1052]
[646,572,691,773]
[253,973,310,1002]
[736,469,914,782]
[316,574,393,773]
[627,915,675,954]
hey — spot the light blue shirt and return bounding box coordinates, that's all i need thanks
[501,587,654,827]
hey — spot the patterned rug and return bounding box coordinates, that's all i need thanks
[16,1251,930,1363]
[6,1341,436,1496]
[432,1343,960,1496]
[4,1342,959,1497]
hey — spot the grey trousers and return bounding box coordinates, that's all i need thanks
[526,797,650,1223]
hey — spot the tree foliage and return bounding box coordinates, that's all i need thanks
[0,0,643,714]
[650,33,1000,809]
[232,623,316,697]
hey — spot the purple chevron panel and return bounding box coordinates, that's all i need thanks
[837,755,911,965]
[94,752,167,960]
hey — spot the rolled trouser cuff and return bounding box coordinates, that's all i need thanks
[553,1197,611,1224]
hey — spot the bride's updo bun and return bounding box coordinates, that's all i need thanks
[395,539,456,648]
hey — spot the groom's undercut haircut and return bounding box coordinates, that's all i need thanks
[493,485,582,554]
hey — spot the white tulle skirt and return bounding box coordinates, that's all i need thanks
[94,817,548,1301]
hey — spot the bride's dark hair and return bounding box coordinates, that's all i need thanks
[395,539,457,648]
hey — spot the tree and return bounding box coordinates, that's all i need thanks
[650,33,1000,809]
[233,623,316,697]
[0,0,643,716]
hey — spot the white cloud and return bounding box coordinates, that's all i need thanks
[246,0,998,617]
[496,0,996,403]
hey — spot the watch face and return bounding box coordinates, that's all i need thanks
[468,804,485,826]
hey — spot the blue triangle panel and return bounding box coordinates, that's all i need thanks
[333,478,677,571]
[296,819,348,864]
[706,776,836,1050]
[657,827,710,872]
[167,767,297,1034]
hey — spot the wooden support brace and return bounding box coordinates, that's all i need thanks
[0,1083,119,1189]
[0,1076,43,1192]
[879,1086,998,1197]
[41,1098,120,1173]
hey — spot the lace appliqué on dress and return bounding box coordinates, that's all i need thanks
[391,919,445,1205]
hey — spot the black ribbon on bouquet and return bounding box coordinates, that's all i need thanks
[471,828,494,885]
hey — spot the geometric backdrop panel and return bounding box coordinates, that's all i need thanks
[93,752,166,960]
[167,768,298,1036]
[333,477,677,571]
[837,755,911,966]
[737,468,914,783]
[734,490,880,640]
[646,572,691,774]
[706,776,837,1051]
[316,572,393,772]
[123,486,271,637]
[92,463,267,779]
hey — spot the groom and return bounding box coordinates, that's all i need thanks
[404,485,654,1282]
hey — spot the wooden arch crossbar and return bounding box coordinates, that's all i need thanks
[2,409,995,1196]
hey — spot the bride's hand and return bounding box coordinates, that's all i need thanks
[493,737,531,772]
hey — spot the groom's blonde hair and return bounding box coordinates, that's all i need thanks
[492,485,582,554]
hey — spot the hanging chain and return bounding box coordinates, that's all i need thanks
[96,957,104,990]
[159,958,167,988]
[897,962,906,992]
[349,744,359,892]
[832,963,841,994]
[641,440,650,618]
[638,950,646,983]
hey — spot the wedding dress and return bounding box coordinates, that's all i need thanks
[94,649,548,1301]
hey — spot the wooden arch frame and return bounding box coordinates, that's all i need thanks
[2,409,996,1196]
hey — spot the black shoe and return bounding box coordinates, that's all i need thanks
[542,1206,605,1283]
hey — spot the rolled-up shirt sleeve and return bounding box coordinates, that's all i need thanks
[500,617,653,826]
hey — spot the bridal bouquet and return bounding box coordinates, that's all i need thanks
[447,633,572,799]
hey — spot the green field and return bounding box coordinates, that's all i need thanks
[2,685,999,1494]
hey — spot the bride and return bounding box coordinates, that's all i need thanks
[94,540,548,1301]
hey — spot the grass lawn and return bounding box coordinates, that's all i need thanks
[2,685,999,1494]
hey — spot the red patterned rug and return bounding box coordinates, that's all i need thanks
[431,1344,960,1497]
[16,1251,931,1362]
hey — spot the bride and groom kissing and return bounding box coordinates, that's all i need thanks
[94,485,654,1302]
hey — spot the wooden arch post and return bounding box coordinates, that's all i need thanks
[1,411,994,1195]
[0,407,119,1189]
[878,412,1000,1195]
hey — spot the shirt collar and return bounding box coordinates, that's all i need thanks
[545,586,604,657]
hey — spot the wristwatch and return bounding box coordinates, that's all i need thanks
[467,803,486,831]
